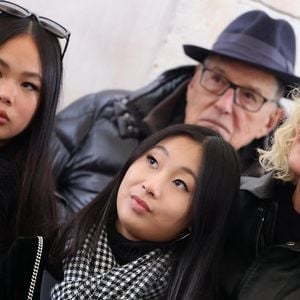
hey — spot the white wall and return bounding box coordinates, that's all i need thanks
[10,0,300,110]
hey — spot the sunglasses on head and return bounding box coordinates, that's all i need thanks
[0,0,70,58]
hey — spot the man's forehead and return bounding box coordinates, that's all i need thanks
[204,55,276,78]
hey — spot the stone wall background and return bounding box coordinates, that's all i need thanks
[12,0,300,109]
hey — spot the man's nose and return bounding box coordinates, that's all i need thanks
[214,88,235,114]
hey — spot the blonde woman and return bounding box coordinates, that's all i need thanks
[222,96,300,299]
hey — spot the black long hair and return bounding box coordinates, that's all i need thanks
[51,124,240,299]
[0,13,63,236]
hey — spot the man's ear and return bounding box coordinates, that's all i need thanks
[187,65,201,89]
[255,106,285,139]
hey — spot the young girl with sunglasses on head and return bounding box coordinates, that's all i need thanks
[0,0,70,271]
[2,124,240,299]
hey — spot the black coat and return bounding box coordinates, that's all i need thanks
[0,236,60,300]
[222,173,300,299]
[52,65,265,213]
[0,151,19,263]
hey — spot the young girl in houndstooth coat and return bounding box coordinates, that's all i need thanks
[2,124,240,299]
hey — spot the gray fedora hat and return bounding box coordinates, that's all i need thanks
[183,10,300,95]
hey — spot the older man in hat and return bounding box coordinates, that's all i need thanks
[52,10,300,213]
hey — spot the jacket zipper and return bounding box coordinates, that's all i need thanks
[233,208,266,298]
[255,207,265,256]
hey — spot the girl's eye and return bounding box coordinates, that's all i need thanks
[21,82,40,92]
[146,154,158,169]
[173,179,189,192]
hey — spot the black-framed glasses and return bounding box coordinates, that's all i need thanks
[199,65,278,112]
[0,1,70,59]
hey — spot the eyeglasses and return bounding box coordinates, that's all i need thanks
[199,65,278,112]
[0,1,70,59]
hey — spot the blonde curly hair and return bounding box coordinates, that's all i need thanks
[258,91,300,182]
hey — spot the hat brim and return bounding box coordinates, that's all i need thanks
[183,44,300,97]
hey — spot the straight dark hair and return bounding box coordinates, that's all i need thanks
[0,14,63,236]
[51,124,240,299]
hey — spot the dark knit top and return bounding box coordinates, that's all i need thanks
[107,223,170,265]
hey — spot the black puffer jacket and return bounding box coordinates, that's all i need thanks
[52,65,264,213]
[222,173,300,299]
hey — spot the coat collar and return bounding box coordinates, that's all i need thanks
[127,65,195,120]
[240,172,275,199]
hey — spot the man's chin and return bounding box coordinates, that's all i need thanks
[197,122,251,150]
[184,119,233,142]
[198,122,230,141]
